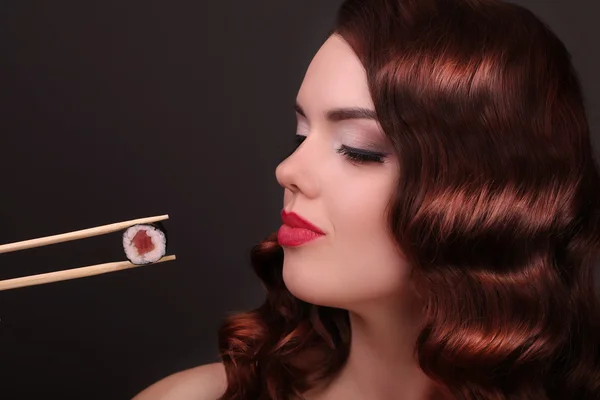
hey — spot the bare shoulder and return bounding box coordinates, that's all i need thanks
[132,362,227,400]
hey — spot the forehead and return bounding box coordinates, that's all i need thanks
[297,34,374,112]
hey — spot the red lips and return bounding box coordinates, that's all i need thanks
[278,210,325,247]
[280,210,325,234]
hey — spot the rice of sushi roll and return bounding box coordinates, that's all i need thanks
[122,223,167,265]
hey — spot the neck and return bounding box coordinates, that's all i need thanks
[329,292,437,400]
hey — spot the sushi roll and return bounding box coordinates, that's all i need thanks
[122,223,167,265]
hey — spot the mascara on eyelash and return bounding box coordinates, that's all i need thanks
[337,146,387,164]
[340,145,387,157]
[292,136,387,163]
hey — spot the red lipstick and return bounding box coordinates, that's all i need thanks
[278,209,325,247]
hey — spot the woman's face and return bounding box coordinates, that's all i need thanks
[275,34,412,309]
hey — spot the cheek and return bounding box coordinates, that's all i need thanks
[330,175,394,243]
[331,176,409,291]
[335,228,410,296]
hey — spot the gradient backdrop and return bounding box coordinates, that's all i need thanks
[0,1,598,399]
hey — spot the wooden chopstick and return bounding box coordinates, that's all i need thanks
[0,255,177,291]
[0,214,169,254]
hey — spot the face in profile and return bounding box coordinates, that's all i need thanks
[275,34,413,310]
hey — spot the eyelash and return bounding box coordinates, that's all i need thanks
[293,135,385,164]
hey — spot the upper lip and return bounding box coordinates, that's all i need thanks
[281,210,325,234]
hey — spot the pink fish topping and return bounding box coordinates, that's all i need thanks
[132,229,155,255]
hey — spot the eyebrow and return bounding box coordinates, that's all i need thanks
[295,102,378,122]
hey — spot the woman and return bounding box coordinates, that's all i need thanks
[134,0,600,398]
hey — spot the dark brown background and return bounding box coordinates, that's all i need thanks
[0,1,598,399]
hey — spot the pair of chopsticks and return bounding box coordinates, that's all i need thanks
[0,215,176,292]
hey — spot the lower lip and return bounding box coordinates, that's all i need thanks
[277,224,324,247]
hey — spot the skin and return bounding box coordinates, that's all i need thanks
[131,363,226,400]
[133,33,435,400]
[277,33,434,400]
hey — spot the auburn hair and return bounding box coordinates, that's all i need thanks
[217,0,600,398]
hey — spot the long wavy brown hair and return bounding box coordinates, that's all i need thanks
[217,0,600,398]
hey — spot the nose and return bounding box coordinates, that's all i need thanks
[275,134,320,199]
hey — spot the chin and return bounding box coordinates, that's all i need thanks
[282,258,347,308]
[281,251,408,309]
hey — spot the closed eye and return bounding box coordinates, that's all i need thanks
[292,135,387,164]
[336,145,386,164]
